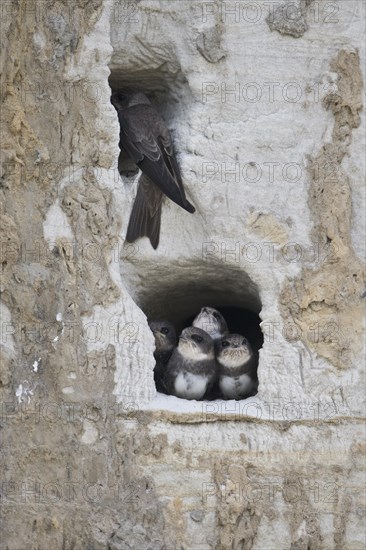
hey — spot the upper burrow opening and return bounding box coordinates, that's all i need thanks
[108,65,192,123]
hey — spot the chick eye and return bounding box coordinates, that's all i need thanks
[213,312,221,320]
[242,339,247,345]
[221,340,230,348]
[161,327,169,335]
[192,334,203,343]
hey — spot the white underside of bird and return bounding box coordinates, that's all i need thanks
[219,373,255,399]
[174,372,209,400]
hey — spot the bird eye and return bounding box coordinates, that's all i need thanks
[221,340,230,348]
[213,312,221,320]
[242,339,248,345]
[161,327,169,335]
[192,334,203,343]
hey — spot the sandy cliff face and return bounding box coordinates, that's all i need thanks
[1,1,365,548]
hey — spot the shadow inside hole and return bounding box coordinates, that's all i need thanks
[108,68,191,111]
[108,63,194,180]
[152,305,263,401]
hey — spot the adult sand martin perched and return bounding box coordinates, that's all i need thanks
[217,334,257,400]
[149,320,177,393]
[164,327,217,400]
[192,307,228,342]
[111,91,195,249]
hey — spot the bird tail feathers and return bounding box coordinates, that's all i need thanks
[125,176,163,249]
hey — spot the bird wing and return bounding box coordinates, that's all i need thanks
[155,122,187,198]
[118,106,195,213]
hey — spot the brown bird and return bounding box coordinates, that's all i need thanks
[149,319,177,394]
[111,91,195,249]
[217,334,257,400]
[163,327,217,400]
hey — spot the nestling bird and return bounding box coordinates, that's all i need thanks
[163,327,217,400]
[149,320,177,393]
[192,306,229,342]
[111,91,195,249]
[217,334,257,400]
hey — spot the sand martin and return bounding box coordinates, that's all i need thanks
[111,91,195,248]
[192,307,229,342]
[217,334,257,400]
[149,320,177,393]
[164,327,217,400]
